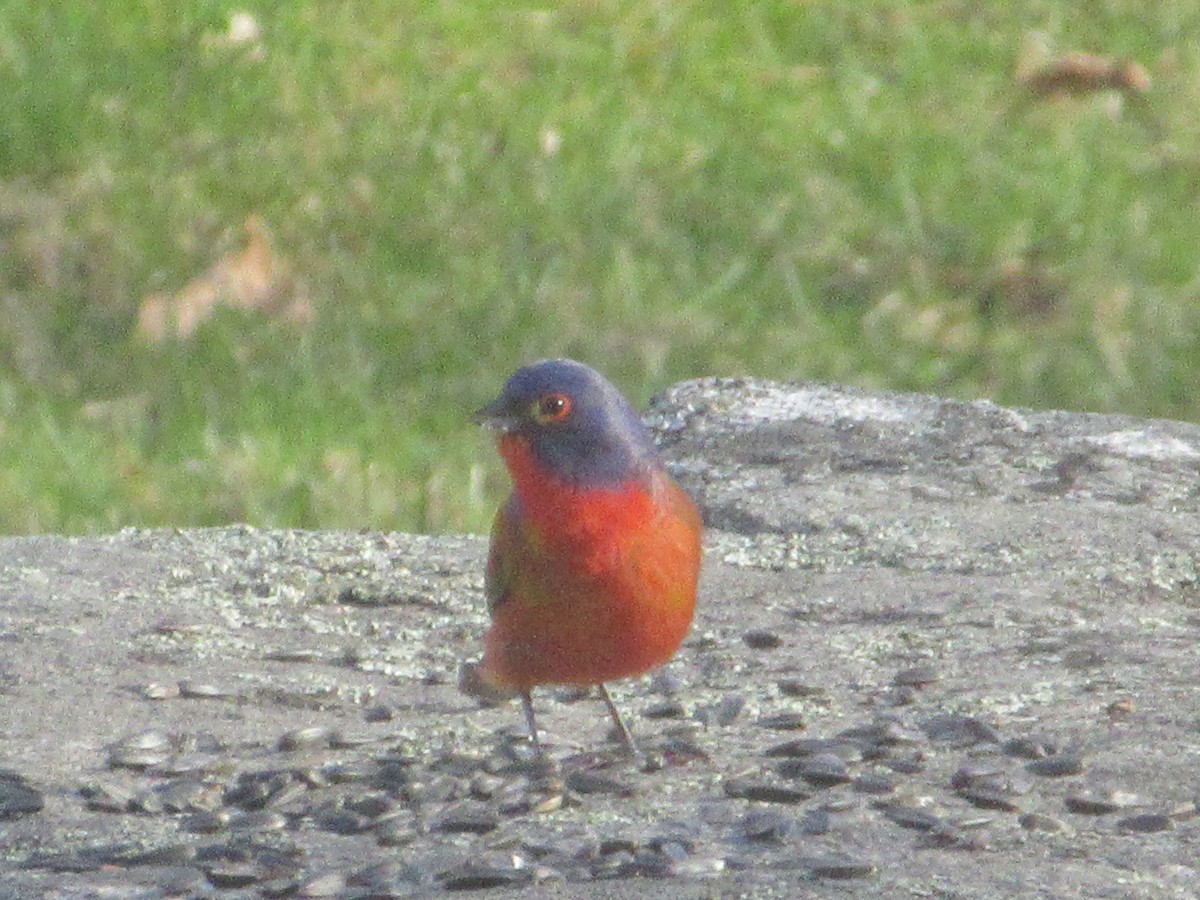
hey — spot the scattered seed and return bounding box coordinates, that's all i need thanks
[566,770,635,797]
[883,686,919,706]
[347,860,424,893]
[224,772,284,810]
[1117,813,1173,834]
[155,752,220,777]
[1027,755,1084,778]
[963,718,1003,744]
[654,838,691,863]
[922,823,986,850]
[740,809,792,842]
[229,810,289,832]
[329,730,376,749]
[204,861,265,889]
[111,844,198,868]
[919,713,989,744]
[893,665,939,688]
[841,718,923,747]
[345,793,393,820]
[853,772,897,795]
[321,760,378,785]
[142,682,182,700]
[182,810,232,833]
[808,858,877,880]
[469,773,505,800]
[432,752,489,777]
[374,815,419,847]
[657,738,709,766]
[778,753,852,787]
[1167,800,1199,821]
[1003,737,1059,759]
[277,726,335,752]
[80,781,135,813]
[876,802,943,831]
[643,700,687,719]
[434,802,501,834]
[822,796,859,813]
[1019,812,1065,832]
[404,773,464,805]
[179,681,235,699]
[757,712,807,731]
[954,814,996,830]
[695,694,746,727]
[800,810,833,835]
[108,730,174,770]
[263,649,322,663]
[363,703,396,722]
[441,862,532,891]
[372,760,414,793]
[777,680,823,698]
[196,840,301,889]
[0,772,42,820]
[152,620,205,637]
[1065,789,1139,815]
[883,755,926,774]
[956,787,1021,812]
[950,764,1004,789]
[296,871,348,897]
[154,778,224,814]
[723,777,811,804]
[743,629,783,650]
[527,789,566,815]
[765,738,863,761]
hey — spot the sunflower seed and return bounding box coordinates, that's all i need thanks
[1018,812,1065,832]
[743,629,783,650]
[853,772,898,795]
[142,682,182,700]
[723,777,811,804]
[566,770,635,796]
[1026,755,1084,778]
[808,858,877,880]
[777,753,852,787]
[277,726,335,752]
[739,809,792,842]
[876,802,942,831]
[758,712,807,731]
[1117,813,1173,833]
[1065,789,1139,815]
[0,773,42,820]
[434,802,501,834]
[893,665,939,687]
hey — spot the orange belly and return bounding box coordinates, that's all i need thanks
[483,576,695,690]
[481,480,701,692]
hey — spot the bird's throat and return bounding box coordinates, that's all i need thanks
[497,433,655,546]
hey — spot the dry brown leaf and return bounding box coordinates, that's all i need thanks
[137,214,312,342]
[1019,52,1150,99]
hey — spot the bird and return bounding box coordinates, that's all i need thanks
[472,359,702,757]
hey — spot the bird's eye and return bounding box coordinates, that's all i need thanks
[532,392,572,423]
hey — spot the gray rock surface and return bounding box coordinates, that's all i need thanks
[2,378,1199,897]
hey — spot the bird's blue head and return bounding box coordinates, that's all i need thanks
[473,359,660,487]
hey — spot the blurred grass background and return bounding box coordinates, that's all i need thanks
[2,1,1199,535]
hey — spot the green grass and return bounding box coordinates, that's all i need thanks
[2,0,1200,534]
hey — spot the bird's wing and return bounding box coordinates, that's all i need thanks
[484,495,521,614]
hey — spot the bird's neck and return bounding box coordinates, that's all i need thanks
[498,434,655,543]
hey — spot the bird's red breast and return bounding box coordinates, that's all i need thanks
[481,432,701,692]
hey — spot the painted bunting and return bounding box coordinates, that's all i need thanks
[472,359,702,755]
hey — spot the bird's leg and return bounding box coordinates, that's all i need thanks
[598,683,641,757]
[521,691,543,753]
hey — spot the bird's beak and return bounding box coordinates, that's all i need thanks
[471,395,521,433]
